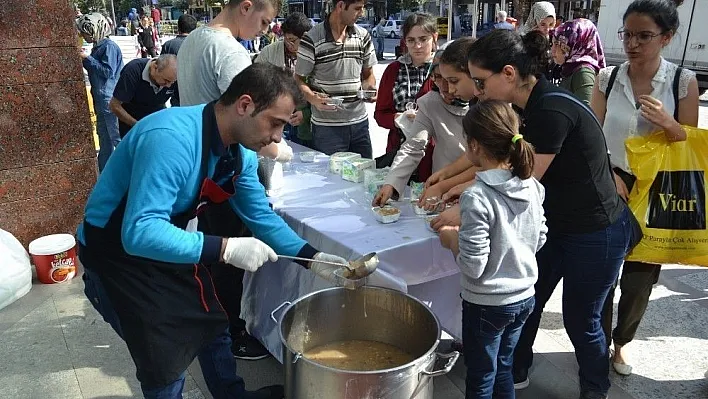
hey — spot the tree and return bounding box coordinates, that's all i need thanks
[399,0,424,13]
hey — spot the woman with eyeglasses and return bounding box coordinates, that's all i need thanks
[465,29,632,399]
[372,39,475,207]
[590,0,699,377]
[374,12,438,177]
[256,12,314,147]
[551,18,605,105]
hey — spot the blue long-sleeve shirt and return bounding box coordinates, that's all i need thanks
[83,38,124,103]
[77,104,316,264]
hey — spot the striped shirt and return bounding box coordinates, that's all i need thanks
[295,17,377,126]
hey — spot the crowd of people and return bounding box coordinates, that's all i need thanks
[74,0,698,398]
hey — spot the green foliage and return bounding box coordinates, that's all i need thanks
[399,0,424,12]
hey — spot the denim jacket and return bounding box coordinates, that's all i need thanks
[83,38,123,104]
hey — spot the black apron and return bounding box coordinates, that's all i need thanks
[80,103,242,387]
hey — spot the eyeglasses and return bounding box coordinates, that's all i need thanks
[405,36,432,47]
[471,72,498,92]
[617,29,664,44]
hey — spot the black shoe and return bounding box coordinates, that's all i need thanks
[579,391,608,399]
[232,330,271,360]
[513,367,530,390]
[244,384,284,399]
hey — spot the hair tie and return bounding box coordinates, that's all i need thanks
[511,134,524,144]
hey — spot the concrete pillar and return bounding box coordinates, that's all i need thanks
[0,1,97,246]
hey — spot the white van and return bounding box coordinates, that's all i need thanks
[597,0,708,89]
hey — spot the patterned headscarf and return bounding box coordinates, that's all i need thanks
[75,12,111,43]
[553,18,606,77]
[520,2,556,35]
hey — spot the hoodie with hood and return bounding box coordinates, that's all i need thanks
[457,169,548,306]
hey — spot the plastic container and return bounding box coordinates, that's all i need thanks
[299,151,317,163]
[372,206,401,224]
[28,234,77,284]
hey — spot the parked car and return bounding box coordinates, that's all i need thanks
[372,19,402,38]
[356,18,374,32]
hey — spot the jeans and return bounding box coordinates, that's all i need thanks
[312,119,372,158]
[82,267,246,399]
[513,207,631,395]
[376,37,385,56]
[463,297,535,399]
[94,103,121,172]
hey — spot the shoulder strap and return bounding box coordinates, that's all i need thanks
[538,91,603,129]
[605,66,620,101]
[672,67,683,121]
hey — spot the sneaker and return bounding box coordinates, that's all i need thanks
[232,330,271,361]
[244,384,284,399]
[513,367,530,390]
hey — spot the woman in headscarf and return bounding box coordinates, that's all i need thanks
[77,12,124,172]
[520,1,556,37]
[551,18,606,104]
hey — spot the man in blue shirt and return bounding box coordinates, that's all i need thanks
[78,64,349,399]
[109,54,177,138]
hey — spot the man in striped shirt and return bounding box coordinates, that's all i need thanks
[294,0,378,158]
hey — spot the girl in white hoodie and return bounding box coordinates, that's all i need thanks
[439,100,547,399]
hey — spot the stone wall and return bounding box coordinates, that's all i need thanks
[0,0,96,247]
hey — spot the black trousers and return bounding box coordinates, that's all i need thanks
[601,261,661,347]
[198,201,251,334]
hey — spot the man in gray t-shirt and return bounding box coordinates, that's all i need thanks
[295,0,378,158]
[176,0,284,368]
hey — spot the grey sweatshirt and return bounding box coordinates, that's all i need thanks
[457,169,548,306]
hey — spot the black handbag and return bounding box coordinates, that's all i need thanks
[614,167,644,251]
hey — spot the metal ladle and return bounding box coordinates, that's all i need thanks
[278,252,379,279]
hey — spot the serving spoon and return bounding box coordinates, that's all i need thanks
[278,252,379,278]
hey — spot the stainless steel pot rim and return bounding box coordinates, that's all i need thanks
[276,286,443,375]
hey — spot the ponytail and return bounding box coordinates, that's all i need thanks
[462,100,537,180]
[509,137,535,179]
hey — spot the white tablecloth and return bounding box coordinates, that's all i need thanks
[241,143,463,362]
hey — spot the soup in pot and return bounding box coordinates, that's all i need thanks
[303,340,415,371]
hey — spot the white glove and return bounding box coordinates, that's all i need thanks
[274,142,294,163]
[222,237,277,272]
[310,252,349,283]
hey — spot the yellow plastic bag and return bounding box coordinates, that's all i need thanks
[85,86,99,151]
[625,127,708,266]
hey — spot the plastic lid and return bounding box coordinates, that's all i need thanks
[28,234,76,256]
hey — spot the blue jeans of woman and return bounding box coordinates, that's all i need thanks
[512,206,632,396]
[94,100,121,172]
[463,296,535,399]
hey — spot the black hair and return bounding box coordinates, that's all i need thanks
[467,29,549,80]
[439,37,477,73]
[331,0,364,10]
[177,14,197,34]
[402,12,437,39]
[281,12,312,37]
[623,0,684,34]
[462,100,535,179]
[219,63,305,114]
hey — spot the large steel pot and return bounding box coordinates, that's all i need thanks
[271,286,459,399]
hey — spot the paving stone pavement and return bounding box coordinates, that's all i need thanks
[2,59,708,399]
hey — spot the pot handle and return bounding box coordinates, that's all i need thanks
[421,351,460,377]
[270,301,292,323]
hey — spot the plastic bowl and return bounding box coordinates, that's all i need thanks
[372,206,401,224]
[424,214,438,233]
[299,151,317,163]
[357,90,377,100]
[326,96,345,107]
[411,201,428,216]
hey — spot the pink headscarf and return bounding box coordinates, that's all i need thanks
[553,18,606,77]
